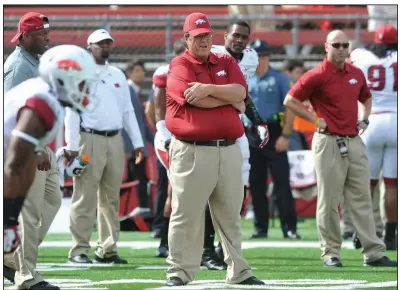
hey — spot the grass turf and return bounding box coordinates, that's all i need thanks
[4,219,397,290]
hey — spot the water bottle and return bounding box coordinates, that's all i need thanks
[64,155,90,179]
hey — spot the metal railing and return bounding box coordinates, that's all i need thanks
[4,13,397,61]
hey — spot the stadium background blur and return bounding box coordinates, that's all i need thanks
[3,4,398,224]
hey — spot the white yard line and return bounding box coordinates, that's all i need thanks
[39,240,355,249]
[5,278,396,290]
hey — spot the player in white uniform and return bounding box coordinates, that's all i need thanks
[4,45,98,253]
[350,24,398,250]
[209,20,269,263]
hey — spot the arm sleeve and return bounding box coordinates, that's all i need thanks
[279,74,291,112]
[166,57,196,106]
[23,97,55,131]
[358,74,372,103]
[288,70,319,102]
[64,107,81,151]
[4,66,32,93]
[244,97,265,125]
[122,79,144,149]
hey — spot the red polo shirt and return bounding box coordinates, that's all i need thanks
[289,57,371,135]
[165,49,247,141]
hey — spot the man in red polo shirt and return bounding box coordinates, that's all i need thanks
[284,30,396,268]
[164,12,264,287]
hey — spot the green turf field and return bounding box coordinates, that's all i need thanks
[4,219,397,289]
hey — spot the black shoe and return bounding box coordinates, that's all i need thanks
[166,277,186,286]
[285,230,301,240]
[324,257,343,267]
[68,254,92,264]
[201,248,227,270]
[94,253,128,264]
[155,245,169,258]
[353,234,362,249]
[384,239,397,251]
[4,264,15,283]
[342,231,354,240]
[237,276,265,285]
[364,256,397,267]
[250,231,267,239]
[28,281,60,290]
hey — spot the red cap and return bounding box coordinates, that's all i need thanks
[11,12,50,43]
[183,12,213,37]
[375,24,397,44]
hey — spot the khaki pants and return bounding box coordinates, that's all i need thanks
[313,133,385,263]
[341,181,384,234]
[69,132,125,258]
[5,147,61,289]
[166,138,252,284]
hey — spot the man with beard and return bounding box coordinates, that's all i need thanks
[64,29,145,264]
[3,12,63,290]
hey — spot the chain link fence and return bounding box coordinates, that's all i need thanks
[3,12,397,97]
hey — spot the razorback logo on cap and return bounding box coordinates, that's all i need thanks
[194,19,206,25]
[57,59,82,71]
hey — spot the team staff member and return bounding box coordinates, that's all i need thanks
[65,29,144,265]
[284,30,396,267]
[164,13,264,287]
[3,12,62,290]
[245,39,300,240]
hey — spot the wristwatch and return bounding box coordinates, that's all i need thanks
[362,119,369,126]
[281,133,291,139]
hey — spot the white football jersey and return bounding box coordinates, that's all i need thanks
[351,48,397,113]
[211,45,259,83]
[4,78,65,156]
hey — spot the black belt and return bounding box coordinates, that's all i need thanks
[80,127,120,137]
[179,139,236,147]
[316,129,357,138]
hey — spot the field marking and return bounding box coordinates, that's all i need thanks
[39,240,355,249]
[136,265,258,270]
[4,278,397,289]
[147,280,398,289]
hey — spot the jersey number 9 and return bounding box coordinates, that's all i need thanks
[367,63,397,92]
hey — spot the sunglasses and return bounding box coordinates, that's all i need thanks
[327,42,350,49]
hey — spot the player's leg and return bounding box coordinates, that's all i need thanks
[201,204,226,270]
[354,114,385,248]
[155,185,172,258]
[382,113,398,250]
[13,170,47,289]
[154,139,172,258]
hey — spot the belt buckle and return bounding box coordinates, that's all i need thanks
[216,140,224,147]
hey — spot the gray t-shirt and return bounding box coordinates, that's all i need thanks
[4,46,39,93]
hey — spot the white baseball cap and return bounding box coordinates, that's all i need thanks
[87,29,114,46]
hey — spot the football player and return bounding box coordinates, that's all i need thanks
[350,24,398,250]
[4,45,98,253]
